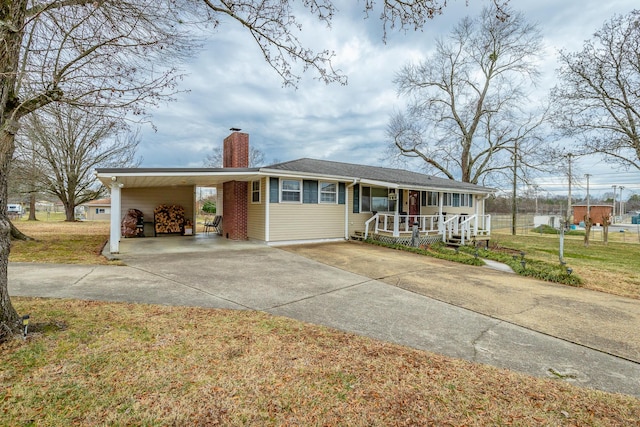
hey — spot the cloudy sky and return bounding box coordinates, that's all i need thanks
[138,0,640,199]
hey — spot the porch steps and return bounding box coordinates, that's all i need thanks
[350,230,366,241]
[446,234,490,248]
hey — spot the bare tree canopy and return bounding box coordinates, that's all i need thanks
[387,5,545,185]
[551,10,640,171]
[20,105,139,221]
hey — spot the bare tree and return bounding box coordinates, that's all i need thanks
[203,146,265,168]
[0,0,209,331]
[21,105,139,221]
[552,10,640,170]
[387,5,544,184]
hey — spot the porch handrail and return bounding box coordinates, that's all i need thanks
[459,214,476,245]
[364,213,379,239]
[440,215,459,242]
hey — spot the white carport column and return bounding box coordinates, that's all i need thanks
[109,182,123,253]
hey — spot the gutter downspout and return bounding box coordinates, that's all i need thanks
[345,179,358,240]
[265,177,270,242]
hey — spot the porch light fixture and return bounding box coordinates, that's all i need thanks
[21,314,30,339]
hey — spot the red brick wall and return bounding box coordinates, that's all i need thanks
[222,132,250,240]
[573,205,612,224]
[222,181,248,240]
[223,132,249,168]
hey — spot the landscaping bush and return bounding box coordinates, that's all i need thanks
[366,239,582,287]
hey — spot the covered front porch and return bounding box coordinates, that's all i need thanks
[363,212,491,246]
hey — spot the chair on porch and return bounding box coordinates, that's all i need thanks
[204,215,222,234]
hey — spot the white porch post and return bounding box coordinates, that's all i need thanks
[393,189,400,237]
[474,195,479,235]
[109,182,122,253]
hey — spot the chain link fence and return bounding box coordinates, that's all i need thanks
[489,212,640,243]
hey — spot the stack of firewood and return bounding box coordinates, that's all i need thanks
[121,209,144,237]
[154,204,185,234]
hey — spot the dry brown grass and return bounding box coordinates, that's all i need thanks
[9,220,112,264]
[2,298,639,426]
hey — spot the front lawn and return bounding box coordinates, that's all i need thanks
[2,298,638,426]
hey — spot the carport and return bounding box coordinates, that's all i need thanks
[95,167,259,253]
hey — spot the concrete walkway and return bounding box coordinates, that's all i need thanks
[8,235,640,398]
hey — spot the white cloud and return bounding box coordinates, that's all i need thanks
[136,0,640,194]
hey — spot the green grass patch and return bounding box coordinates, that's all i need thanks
[491,232,640,299]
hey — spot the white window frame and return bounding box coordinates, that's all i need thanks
[319,181,337,204]
[427,191,438,206]
[251,180,261,204]
[281,179,302,203]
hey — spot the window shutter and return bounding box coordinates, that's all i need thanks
[469,194,473,207]
[421,191,427,207]
[352,184,360,213]
[303,180,318,204]
[338,183,346,204]
[270,177,279,203]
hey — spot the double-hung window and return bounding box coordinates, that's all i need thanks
[251,180,261,203]
[281,180,301,202]
[428,191,438,206]
[320,182,337,203]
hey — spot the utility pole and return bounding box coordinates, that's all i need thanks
[567,153,573,228]
[619,186,625,217]
[612,185,617,223]
[511,141,518,236]
[585,174,592,222]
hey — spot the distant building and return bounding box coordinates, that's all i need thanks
[573,204,612,225]
[82,198,111,221]
[534,215,563,229]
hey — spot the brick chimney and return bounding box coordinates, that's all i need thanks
[222,131,249,240]
[223,132,249,168]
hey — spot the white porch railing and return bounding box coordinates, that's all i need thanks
[364,212,491,243]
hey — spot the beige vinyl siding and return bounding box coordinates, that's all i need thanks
[247,178,266,240]
[86,207,111,221]
[269,203,344,242]
[348,212,372,236]
[121,186,195,226]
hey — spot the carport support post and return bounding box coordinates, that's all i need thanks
[110,182,122,253]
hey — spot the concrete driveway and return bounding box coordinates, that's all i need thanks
[8,235,640,398]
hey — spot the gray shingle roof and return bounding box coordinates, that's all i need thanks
[263,158,494,193]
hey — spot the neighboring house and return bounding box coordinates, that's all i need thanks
[572,204,613,226]
[82,198,112,221]
[96,132,495,253]
[534,215,563,229]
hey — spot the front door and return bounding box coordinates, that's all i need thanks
[409,190,420,224]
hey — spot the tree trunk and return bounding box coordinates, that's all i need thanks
[0,0,29,335]
[0,131,20,335]
[10,220,33,241]
[28,192,37,221]
[64,202,76,222]
[583,215,592,248]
